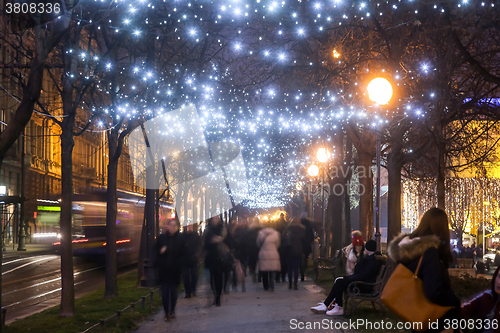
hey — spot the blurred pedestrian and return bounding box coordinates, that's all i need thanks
[247,217,262,283]
[204,215,229,306]
[387,207,460,332]
[223,219,237,293]
[232,217,250,292]
[257,226,281,291]
[300,212,315,281]
[182,224,201,298]
[276,213,289,283]
[155,218,185,321]
[342,230,365,275]
[283,217,305,290]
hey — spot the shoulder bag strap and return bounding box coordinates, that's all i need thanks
[413,255,424,279]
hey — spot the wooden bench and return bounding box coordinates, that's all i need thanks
[344,265,391,316]
[314,250,341,281]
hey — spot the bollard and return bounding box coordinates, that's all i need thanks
[99,320,105,333]
[116,311,121,327]
[2,308,6,327]
[150,290,154,306]
[141,296,146,309]
[130,303,135,317]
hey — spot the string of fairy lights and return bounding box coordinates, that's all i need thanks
[18,0,498,210]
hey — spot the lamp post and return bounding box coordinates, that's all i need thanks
[308,148,330,253]
[367,77,393,252]
[308,163,319,244]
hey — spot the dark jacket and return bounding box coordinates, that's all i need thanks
[346,252,382,285]
[388,234,460,332]
[204,223,226,270]
[461,290,500,333]
[284,224,305,258]
[155,230,185,285]
[300,218,314,256]
[246,226,262,266]
[182,231,201,267]
[232,224,249,261]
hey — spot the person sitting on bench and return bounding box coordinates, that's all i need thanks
[310,240,381,316]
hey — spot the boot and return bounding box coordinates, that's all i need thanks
[289,281,292,290]
[294,282,298,290]
[215,295,221,307]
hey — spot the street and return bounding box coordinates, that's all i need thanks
[1,248,134,324]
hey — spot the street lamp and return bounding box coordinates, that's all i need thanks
[367,77,393,252]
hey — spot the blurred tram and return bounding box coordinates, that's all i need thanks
[43,189,174,263]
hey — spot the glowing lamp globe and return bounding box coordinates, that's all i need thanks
[317,148,330,163]
[367,78,393,105]
[308,164,319,177]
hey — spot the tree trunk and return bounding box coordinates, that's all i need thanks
[330,176,344,255]
[387,150,403,245]
[456,229,463,247]
[105,133,119,298]
[59,121,75,317]
[437,146,446,209]
[358,151,374,241]
[343,134,353,248]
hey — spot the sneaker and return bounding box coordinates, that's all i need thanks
[326,304,344,316]
[327,302,336,311]
[310,302,327,314]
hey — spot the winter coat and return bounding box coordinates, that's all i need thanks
[155,231,185,285]
[232,224,249,262]
[342,244,363,275]
[388,234,460,332]
[461,290,500,333]
[344,252,382,290]
[182,231,201,267]
[257,228,281,272]
[283,224,305,258]
[246,226,262,266]
[300,218,315,256]
[204,223,227,271]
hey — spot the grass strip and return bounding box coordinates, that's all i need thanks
[4,272,163,333]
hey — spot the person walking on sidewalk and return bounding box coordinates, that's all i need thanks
[257,226,281,291]
[155,218,185,322]
[310,240,382,316]
[204,215,229,306]
[283,217,305,290]
[182,224,201,298]
[247,217,262,283]
[300,212,315,281]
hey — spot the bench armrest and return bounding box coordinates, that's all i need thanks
[347,279,384,296]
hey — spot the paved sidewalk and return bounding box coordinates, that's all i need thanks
[134,274,358,333]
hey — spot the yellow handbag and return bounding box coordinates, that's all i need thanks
[381,256,454,332]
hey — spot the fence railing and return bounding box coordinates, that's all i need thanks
[80,288,159,333]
